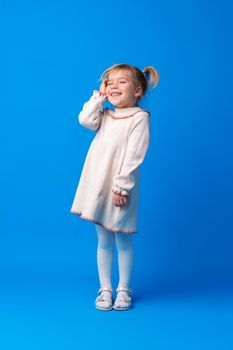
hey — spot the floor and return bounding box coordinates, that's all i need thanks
[1,272,233,350]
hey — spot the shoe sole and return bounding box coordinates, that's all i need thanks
[113,305,133,311]
[96,306,113,311]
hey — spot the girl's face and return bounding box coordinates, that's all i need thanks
[105,70,142,108]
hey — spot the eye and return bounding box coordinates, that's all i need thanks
[106,82,112,86]
[119,81,126,84]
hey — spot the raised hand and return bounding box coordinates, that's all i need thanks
[99,79,108,101]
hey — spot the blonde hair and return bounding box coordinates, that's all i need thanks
[99,63,159,102]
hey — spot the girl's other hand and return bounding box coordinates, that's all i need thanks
[112,193,129,207]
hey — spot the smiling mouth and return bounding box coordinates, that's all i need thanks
[110,92,122,97]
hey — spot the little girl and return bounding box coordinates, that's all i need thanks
[70,63,159,311]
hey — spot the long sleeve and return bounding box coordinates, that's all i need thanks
[78,90,106,131]
[112,112,150,197]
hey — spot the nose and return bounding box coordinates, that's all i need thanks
[112,81,119,88]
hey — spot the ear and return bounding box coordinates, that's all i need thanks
[134,86,143,97]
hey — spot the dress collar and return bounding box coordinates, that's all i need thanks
[106,106,143,119]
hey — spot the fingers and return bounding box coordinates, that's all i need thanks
[102,93,108,102]
[100,79,107,95]
[112,194,128,207]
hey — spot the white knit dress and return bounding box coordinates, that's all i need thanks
[70,90,150,234]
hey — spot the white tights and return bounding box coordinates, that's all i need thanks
[96,224,134,289]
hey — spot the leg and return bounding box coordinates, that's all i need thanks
[115,232,134,288]
[113,233,134,310]
[95,224,115,310]
[96,224,115,289]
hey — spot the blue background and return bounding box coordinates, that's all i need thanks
[1,0,233,349]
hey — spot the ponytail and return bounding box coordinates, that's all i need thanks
[142,66,160,91]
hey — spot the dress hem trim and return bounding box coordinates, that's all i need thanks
[70,210,137,234]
